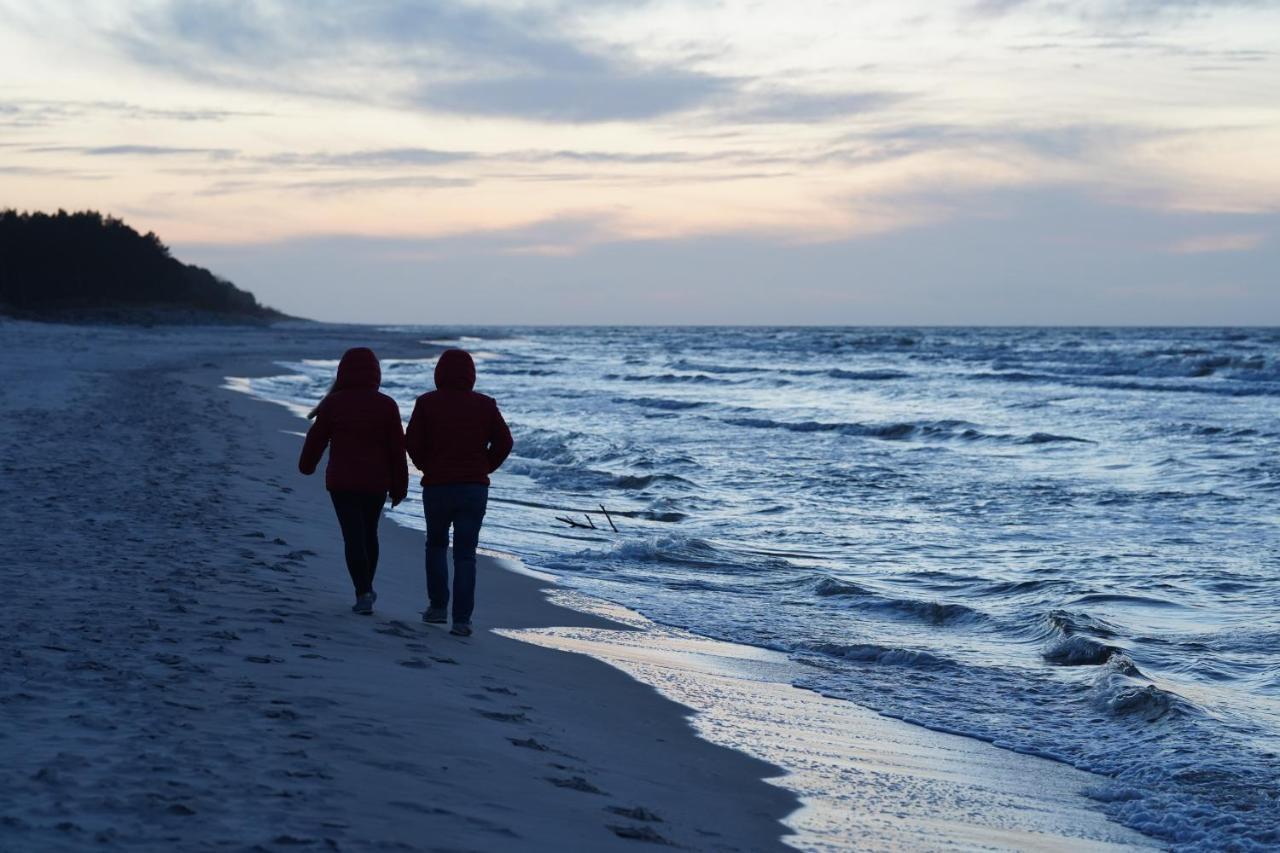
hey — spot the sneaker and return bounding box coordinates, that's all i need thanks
[449,622,473,637]
[353,593,374,615]
[422,607,448,624]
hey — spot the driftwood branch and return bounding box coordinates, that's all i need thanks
[552,505,621,532]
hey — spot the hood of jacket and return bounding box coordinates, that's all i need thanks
[434,348,476,391]
[333,347,381,391]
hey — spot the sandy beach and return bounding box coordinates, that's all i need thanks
[0,319,1158,852]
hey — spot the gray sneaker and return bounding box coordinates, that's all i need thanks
[353,594,374,615]
[449,622,473,637]
[422,607,448,624]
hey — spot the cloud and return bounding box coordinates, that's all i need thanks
[839,121,1173,161]
[258,148,477,168]
[88,144,238,159]
[26,144,238,159]
[197,174,473,196]
[100,0,735,123]
[1166,233,1265,254]
[412,68,733,123]
[967,0,1273,19]
[718,89,906,125]
[0,97,267,128]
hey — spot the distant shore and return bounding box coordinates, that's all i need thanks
[0,305,299,326]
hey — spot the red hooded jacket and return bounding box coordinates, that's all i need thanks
[405,349,513,486]
[298,347,409,501]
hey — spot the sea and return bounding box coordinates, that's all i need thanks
[245,326,1280,850]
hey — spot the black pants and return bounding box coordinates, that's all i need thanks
[330,491,386,596]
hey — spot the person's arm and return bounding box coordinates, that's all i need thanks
[298,401,333,475]
[487,404,513,473]
[404,396,429,473]
[386,399,409,506]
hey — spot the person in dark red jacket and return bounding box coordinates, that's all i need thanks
[405,348,513,636]
[298,347,408,615]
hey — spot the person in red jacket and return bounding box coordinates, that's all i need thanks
[405,348,513,636]
[298,347,408,615]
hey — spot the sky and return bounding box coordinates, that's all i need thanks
[1,0,1277,324]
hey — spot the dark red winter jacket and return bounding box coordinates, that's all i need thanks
[405,349,513,486]
[298,348,409,501]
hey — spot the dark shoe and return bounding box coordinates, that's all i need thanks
[422,607,448,624]
[353,593,374,615]
[449,622,473,637]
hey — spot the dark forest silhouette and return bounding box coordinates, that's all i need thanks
[0,209,283,323]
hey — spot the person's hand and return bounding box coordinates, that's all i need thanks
[391,494,405,508]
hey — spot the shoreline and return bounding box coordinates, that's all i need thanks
[1,319,1159,851]
[0,319,795,852]
[237,323,1159,851]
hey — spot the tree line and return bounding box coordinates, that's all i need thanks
[0,209,283,322]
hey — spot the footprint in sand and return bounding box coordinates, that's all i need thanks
[606,824,672,845]
[482,686,517,696]
[507,737,549,751]
[546,775,607,795]
[473,709,528,724]
[388,801,454,817]
[606,806,663,823]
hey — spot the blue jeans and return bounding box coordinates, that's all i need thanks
[422,484,488,624]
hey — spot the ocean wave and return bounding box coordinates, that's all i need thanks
[1089,667,1185,721]
[722,415,1090,447]
[1071,592,1185,608]
[826,368,911,381]
[723,416,976,441]
[801,642,955,670]
[669,359,765,375]
[511,429,579,465]
[613,372,735,385]
[981,578,1069,595]
[1021,432,1093,444]
[1043,634,1123,666]
[811,577,871,597]
[808,576,989,626]
[634,510,688,523]
[997,351,1274,381]
[586,534,727,568]
[581,533,796,572]
[1185,424,1261,439]
[1045,608,1119,639]
[970,370,1280,397]
[614,396,709,411]
[486,367,558,376]
[608,473,696,490]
